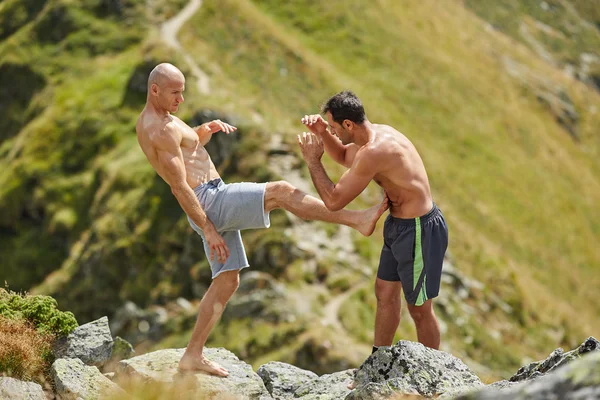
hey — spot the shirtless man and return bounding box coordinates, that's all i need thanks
[300,91,448,378]
[136,64,388,376]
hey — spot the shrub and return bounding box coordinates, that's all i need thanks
[0,317,54,381]
[0,288,78,336]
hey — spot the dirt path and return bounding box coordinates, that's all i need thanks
[160,0,211,94]
[321,283,368,331]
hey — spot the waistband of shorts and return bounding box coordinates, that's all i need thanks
[388,203,441,226]
[192,178,223,192]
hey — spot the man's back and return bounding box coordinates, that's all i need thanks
[362,124,433,219]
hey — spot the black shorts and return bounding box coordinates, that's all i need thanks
[377,204,448,306]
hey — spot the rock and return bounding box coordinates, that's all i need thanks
[116,347,271,399]
[110,336,135,362]
[53,316,114,367]
[0,377,46,400]
[510,336,599,382]
[51,358,126,399]
[293,369,354,399]
[350,341,483,399]
[257,361,318,399]
[453,351,600,399]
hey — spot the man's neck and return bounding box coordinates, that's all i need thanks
[352,121,375,146]
[146,98,170,118]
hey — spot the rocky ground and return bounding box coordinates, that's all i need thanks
[1,316,598,399]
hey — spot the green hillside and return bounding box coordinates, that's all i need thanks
[1,0,599,381]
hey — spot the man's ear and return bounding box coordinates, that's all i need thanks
[343,119,354,130]
[151,83,159,96]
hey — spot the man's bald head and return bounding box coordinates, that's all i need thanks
[148,63,185,91]
[147,63,186,113]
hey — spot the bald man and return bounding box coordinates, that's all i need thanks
[136,63,389,376]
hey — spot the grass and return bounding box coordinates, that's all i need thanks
[0,317,54,383]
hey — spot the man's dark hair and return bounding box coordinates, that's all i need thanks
[321,91,366,124]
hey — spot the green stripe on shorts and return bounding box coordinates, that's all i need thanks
[413,217,427,306]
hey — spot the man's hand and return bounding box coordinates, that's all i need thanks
[196,119,237,136]
[297,132,324,164]
[203,223,230,264]
[301,114,328,136]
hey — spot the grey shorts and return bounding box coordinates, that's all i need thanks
[187,179,271,279]
[377,204,448,306]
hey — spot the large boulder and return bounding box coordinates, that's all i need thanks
[509,336,599,382]
[0,377,45,400]
[53,316,114,367]
[454,351,600,399]
[257,361,318,399]
[51,358,126,399]
[116,347,271,399]
[293,369,355,399]
[348,341,483,399]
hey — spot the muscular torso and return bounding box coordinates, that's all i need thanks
[136,109,220,189]
[359,124,433,219]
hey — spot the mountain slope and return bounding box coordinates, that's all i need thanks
[0,0,599,380]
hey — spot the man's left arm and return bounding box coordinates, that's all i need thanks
[193,119,237,145]
[299,132,375,211]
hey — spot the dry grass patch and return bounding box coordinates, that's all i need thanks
[0,316,54,382]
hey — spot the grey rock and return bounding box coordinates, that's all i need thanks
[116,347,271,399]
[257,361,317,399]
[510,336,599,382]
[293,369,354,399]
[51,358,126,400]
[453,351,600,399]
[350,341,483,399]
[53,316,114,367]
[109,336,135,362]
[0,377,45,400]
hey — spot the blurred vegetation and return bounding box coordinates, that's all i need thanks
[0,0,598,382]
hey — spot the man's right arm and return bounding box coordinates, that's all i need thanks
[151,125,229,262]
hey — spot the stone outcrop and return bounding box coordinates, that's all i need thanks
[51,358,126,399]
[509,336,599,382]
[53,316,114,367]
[257,361,318,399]
[348,341,483,399]
[454,351,600,400]
[116,347,271,399]
[0,377,45,400]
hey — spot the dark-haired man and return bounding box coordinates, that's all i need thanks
[300,91,448,374]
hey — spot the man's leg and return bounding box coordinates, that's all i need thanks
[178,270,240,375]
[407,299,440,349]
[263,181,388,236]
[374,278,402,346]
[348,278,401,390]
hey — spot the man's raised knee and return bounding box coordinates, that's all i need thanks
[265,180,296,211]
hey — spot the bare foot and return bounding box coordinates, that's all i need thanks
[178,352,229,377]
[356,194,390,236]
